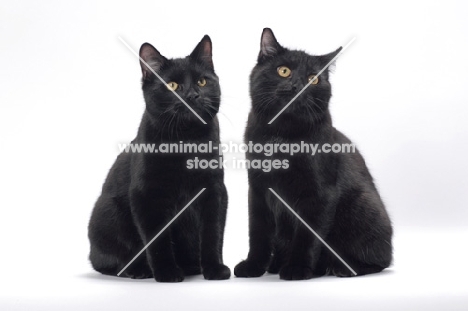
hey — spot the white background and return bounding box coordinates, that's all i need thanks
[1,1,467,310]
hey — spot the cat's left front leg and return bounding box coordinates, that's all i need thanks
[279,199,335,281]
[199,185,231,280]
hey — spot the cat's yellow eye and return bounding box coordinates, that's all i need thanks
[277,66,291,78]
[197,78,207,87]
[167,82,178,91]
[308,75,319,85]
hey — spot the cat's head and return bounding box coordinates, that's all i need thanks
[250,28,341,124]
[139,35,220,126]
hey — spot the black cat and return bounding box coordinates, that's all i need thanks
[88,36,230,282]
[234,28,393,280]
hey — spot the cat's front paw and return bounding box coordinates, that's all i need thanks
[203,264,231,280]
[153,266,185,283]
[234,260,266,278]
[279,265,314,281]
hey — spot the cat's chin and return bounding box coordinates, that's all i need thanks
[170,113,218,130]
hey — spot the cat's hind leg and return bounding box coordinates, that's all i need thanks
[90,244,153,279]
[89,244,121,276]
[329,256,386,277]
[119,253,153,279]
[325,189,393,277]
[325,233,391,277]
[89,195,152,279]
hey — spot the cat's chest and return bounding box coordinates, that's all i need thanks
[133,151,220,186]
[246,136,336,193]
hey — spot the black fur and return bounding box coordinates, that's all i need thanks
[234,28,393,280]
[88,36,230,282]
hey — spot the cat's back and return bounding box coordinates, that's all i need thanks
[244,111,261,142]
[331,127,376,189]
[100,151,132,198]
[89,151,132,242]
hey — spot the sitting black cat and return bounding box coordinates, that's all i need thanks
[234,28,393,280]
[88,36,230,282]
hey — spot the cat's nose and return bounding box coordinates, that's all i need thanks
[290,78,303,92]
[186,91,200,101]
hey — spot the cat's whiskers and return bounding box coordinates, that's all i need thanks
[161,105,174,115]
[203,102,217,120]
[175,114,182,140]
[303,103,317,130]
[304,95,327,124]
[159,113,171,134]
[254,95,276,118]
[168,113,177,140]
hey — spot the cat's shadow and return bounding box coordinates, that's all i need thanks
[78,272,154,283]
[78,272,216,283]
[234,269,394,283]
[78,269,394,284]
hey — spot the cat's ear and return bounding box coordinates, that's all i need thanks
[258,28,283,61]
[190,35,213,70]
[321,47,343,66]
[139,43,166,80]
